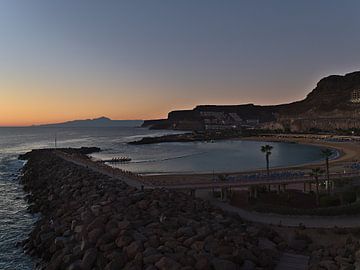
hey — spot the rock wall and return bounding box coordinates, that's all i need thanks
[20,150,284,269]
[19,149,360,270]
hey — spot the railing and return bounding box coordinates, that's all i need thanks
[165,171,360,189]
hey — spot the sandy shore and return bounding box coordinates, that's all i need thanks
[243,134,360,165]
[143,134,360,185]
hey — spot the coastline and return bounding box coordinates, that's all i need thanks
[19,148,284,269]
[143,134,360,185]
[242,134,359,165]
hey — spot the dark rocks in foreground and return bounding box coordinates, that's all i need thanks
[19,147,100,160]
[20,149,284,269]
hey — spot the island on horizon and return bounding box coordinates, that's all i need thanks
[32,116,144,128]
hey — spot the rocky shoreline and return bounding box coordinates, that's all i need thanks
[19,149,285,269]
[128,131,243,145]
[18,148,360,270]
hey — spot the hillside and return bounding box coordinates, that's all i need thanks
[143,71,360,131]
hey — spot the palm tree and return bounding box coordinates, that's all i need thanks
[218,174,229,182]
[321,149,332,194]
[261,144,273,177]
[218,174,229,200]
[310,167,325,206]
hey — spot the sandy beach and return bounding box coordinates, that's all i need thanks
[143,134,360,186]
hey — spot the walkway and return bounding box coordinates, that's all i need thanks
[55,151,150,189]
[163,170,360,190]
[197,190,360,228]
[56,151,360,228]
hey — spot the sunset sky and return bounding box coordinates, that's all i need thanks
[1,1,360,126]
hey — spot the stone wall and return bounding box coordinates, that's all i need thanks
[20,150,284,269]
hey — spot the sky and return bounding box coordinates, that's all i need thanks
[1,1,360,126]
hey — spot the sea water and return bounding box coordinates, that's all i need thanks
[0,126,326,268]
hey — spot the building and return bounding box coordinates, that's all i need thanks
[351,90,360,103]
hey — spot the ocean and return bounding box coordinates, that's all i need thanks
[0,126,325,269]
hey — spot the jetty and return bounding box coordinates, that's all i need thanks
[101,157,132,163]
[19,148,360,270]
[19,148,284,269]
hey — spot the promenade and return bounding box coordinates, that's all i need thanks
[160,171,360,190]
[55,150,150,189]
[56,150,360,228]
[198,190,360,228]
[22,149,286,270]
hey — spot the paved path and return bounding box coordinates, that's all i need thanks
[162,170,360,190]
[55,151,150,189]
[57,151,360,229]
[275,253,309,270]
[197,190,360,228]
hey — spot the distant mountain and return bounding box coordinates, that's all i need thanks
[38,117,143,127]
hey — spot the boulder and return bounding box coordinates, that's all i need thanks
[87,228,104,244]
[155,257,181,270]
[289,239,308,252]
[118,220,131,230]
[115,235,133,248]
[212,259,237,270]
[195,257,210,270]
[81,248,97,270]
[240,260,256,270]
[68,260,83,270]
[125,241,144,259]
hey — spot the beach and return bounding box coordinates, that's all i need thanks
[143,134,360,186]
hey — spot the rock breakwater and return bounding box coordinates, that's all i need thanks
[20,149,285,269]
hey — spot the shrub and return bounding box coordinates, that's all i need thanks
[217,174,229,181]
[212,191,221,198]
[250,200,360,216]
[320,195,340,207]
[342,191,357,204]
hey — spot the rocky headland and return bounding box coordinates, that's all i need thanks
[128,131,243,145]
[143,71,360,132]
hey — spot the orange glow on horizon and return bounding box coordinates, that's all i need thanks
[0,80,172,126]
[0,74,309,127]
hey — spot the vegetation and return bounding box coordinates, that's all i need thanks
[248,187,360,216]
[260,144,273,177]
[319,195,340,207]
[321,148,333,194]
[310,167,325,206]
[251,200,360,216]
[218,174,229,181]
[341,191,357,204]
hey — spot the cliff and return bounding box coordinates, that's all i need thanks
[278,71,360,116]
[143,71,360,132]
